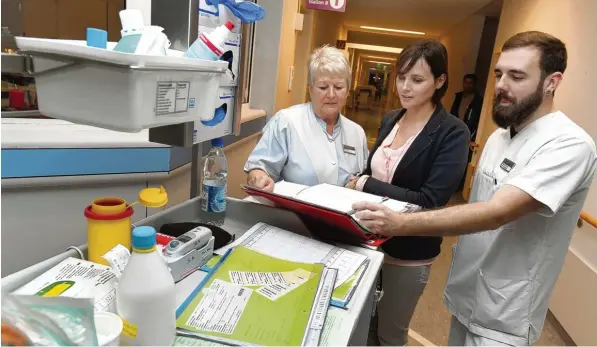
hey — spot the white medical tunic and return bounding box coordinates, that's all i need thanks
[444,111,597,345]
[244,103,369,186]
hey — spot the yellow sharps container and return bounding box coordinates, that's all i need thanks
[85,187,168,265]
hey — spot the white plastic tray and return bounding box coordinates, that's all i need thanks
[15,37,229,133]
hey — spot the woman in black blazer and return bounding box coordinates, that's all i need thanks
[347,40,470,346]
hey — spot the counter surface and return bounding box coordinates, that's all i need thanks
[136,197,384,346]
[1,118,163,149]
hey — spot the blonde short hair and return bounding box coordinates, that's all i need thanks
[307,45,351,89]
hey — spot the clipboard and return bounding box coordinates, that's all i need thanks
[241,184,390,247]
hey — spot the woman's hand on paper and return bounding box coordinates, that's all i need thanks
[345,176,359,189]
[247,170,275,192]
[352,201,403,236]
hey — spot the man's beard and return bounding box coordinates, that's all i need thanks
[492,83,544,129]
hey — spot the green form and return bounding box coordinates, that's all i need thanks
[331,260,369,306]
[176,246,324,346]
[203,255,221,269]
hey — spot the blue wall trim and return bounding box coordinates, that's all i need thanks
[1,148,170,178]
[1,117,266,179]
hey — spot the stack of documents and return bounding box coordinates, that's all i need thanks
[176,246,336,346]
[214,223,369,308]
[273,181,419,216]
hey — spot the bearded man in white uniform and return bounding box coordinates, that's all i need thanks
[244,45,368,191]
[351,31,597,346]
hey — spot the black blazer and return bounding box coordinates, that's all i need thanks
[363,105,470,260]
[450,91,483,139]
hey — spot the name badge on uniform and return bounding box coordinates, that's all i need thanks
[500,158,516,172]
[343,144,357,155]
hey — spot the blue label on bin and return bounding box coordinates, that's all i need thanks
[201,184,226,212]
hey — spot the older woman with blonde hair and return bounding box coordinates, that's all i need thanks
[245,45,368,190]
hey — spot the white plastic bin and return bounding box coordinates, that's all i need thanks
[15,38,228,133]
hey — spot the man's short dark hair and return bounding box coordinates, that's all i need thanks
[463,73,477,84]
[396,39,448,105]
[502,31,567,77]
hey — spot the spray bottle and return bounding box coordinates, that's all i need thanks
[184,21,235,61]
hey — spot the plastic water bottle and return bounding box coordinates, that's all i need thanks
[117,226,176,346]
[201,138,228,222]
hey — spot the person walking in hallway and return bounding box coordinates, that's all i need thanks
[451,73,483,140]
[451,74,484,191]
[351,31,597,346]
[346,40,470,346]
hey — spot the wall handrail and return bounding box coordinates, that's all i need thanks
[580,211,597,229]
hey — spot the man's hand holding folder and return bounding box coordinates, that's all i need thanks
[242,182,420,246]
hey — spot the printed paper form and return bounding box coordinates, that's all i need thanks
[333,259,367,297]
[14,257,117,312]
[229,271,288,286]
[273,182,417,215]
[215,223,334,263]
[256,280,303,301]
[273,180,311,197]
[186,279,252,335]
[319,308,346,346]
[177,247,325,346]
[173,335,227,346]
[215,223,367,288]
[299,183,397,213]
[229,268,312,287]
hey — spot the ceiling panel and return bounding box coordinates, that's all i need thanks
[343,0,498,36]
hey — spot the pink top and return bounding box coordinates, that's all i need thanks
[355,121,421,190]
[355,121,435,266]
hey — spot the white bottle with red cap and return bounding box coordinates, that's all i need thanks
[184,21,235,61]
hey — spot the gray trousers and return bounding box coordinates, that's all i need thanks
[367,263,431,346]
[448,315,512,346]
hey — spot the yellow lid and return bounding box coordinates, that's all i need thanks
[138,186,168,208]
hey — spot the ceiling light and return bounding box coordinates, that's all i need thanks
[360,26,425,35]
[365,60,392,65]
[363,55,396,60]
[347,43,403,54]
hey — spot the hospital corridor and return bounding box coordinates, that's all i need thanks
[2,0,596,346]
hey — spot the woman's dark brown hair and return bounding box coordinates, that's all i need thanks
[396,39,449,105]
